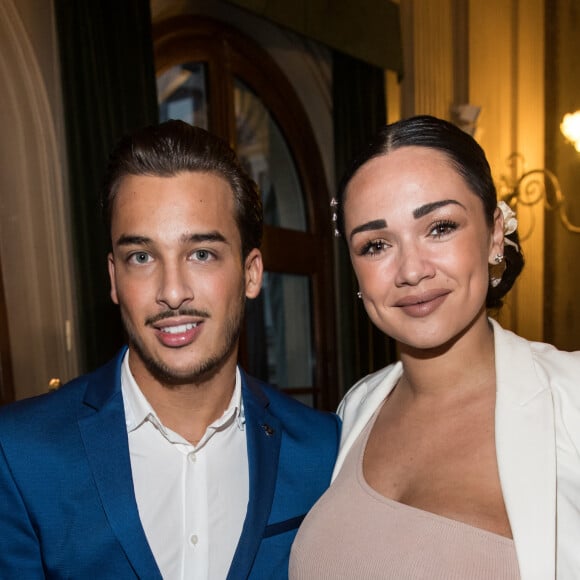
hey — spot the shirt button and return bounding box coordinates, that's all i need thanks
[190,534,198,546]
[188,452,197,463]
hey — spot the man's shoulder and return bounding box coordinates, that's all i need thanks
[244,373,337,413]
[0,375,86,423]
[242,373,340,436]
[0,351,125,435]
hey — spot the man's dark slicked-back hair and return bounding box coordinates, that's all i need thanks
[102,120,263,259]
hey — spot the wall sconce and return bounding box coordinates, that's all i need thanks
[499,111,580,235]
[560,110,580,152]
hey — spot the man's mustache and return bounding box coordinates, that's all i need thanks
[145,308,210,326]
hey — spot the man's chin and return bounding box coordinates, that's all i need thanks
[142,355,226,388]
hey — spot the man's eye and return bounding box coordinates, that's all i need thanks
[129,252,150,264]
[193,249,212,261]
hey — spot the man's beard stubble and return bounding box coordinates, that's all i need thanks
[121,289,246,389]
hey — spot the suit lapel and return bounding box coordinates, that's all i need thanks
[227,373,281,580]
[78,351,162,580]
[492,321,556,580]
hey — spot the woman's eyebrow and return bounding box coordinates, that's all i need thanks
[349,219,387,242]
[413,199,465,219]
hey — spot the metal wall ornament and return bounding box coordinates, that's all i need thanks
[498,110,580,237]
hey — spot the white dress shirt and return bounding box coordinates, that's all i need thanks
[121,353,249,580]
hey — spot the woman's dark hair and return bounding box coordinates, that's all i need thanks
[102,120,262,259]
[335,115,524,308]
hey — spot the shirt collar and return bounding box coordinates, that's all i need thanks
[120,351,245,444]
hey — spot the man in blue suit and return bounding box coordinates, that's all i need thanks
[0,120,340,579]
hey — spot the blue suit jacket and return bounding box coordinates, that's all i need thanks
[0,349,340,579]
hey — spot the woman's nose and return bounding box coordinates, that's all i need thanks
[394,244,436,287]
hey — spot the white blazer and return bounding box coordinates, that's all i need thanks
[333,319,580,580]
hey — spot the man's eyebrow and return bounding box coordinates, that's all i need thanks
[412,199,465,219]
[182,231,228,244]
[115,234,151,247]
[349,219,387,242]
[114,231,229,248]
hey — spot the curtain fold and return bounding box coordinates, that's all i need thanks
[333,50,397,392]
[55,0,159,371]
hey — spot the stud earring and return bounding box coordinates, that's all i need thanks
[356,291,362,299]
[493,254,504,264]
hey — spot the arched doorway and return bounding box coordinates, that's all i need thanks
[154,16,338,409]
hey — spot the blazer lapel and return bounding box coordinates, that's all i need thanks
[78,351,161,580]
[227,373,282,580]
[333,362,402,478]
[493,321,556,580]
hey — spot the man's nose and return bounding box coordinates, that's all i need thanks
[156,262,194,310]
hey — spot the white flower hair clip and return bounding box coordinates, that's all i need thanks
[330,198,340,237]
[497,201,519,252]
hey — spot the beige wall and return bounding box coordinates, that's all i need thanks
[0,0,79,399]
[544,0,580,350]
[470,0,545,341]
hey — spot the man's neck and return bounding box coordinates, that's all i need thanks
[130,356,239,444]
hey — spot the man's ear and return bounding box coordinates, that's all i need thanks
[244,248,263,299]
[108,253,119,305]
[488,206,505,263]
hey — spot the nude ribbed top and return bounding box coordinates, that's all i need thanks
[290,412,520,579]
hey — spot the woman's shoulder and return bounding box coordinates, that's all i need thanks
[492,318,580,395]
[331,362,402,478]
[337,362,403,424]
[528,339,580,394]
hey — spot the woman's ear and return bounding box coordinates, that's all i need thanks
[488,206,505,264]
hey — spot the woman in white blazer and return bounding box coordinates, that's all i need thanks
[290,116,580,579]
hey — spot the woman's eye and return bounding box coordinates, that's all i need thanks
[360,240,388,256]
[429,220,458,237]
[129,252,150,264]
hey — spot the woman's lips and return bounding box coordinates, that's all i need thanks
[394,290,451,317]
